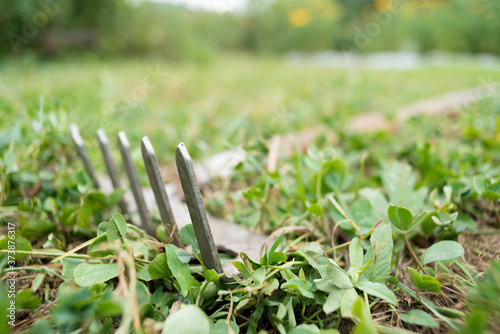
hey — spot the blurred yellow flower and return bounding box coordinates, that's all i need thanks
[289,8,311,27]
[374,0,392,12]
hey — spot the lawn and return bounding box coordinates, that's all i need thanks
[1,55,500,333]
[1,54,498,162]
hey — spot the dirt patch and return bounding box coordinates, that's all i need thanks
[459,232,500,273]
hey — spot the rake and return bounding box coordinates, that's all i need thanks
[70,124,271,282]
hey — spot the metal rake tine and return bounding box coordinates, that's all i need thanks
[175,143,223,275]
[97,128,129,217]
[141,136,181,246]
[70,123,100,189]
[117,131,155,237]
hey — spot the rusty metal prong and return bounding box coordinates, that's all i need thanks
[70,123,100,189]
[141,136,181,246]
[97,128,129,217]
[175,142,224,276]
[117,131,155,236]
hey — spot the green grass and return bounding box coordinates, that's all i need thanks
[1,54,498,164]
[1,55,500,334]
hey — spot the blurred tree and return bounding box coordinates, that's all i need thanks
[1,0,499,59]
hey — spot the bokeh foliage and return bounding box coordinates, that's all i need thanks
[1,0,500,59]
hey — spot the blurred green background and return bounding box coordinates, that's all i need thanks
[1,0,500,164]
[2,0,500,58]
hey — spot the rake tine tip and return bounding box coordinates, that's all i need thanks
[118,131,128,145]
[96,128,108,144]
[175,142,190,160]
[141,136,154,155]
[69,123,84,146]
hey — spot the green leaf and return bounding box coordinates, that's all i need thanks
[347,237,364,283]
[412,211,430,231]
[351,198,375,235]
[359,188,389,222]
[162,305,210,334]
[340,288,358,319]
[351,297,377,334]
[315,278,349,293]
[262,278,279,296]
[473,176,487,195]
[248,303,264,334]
[27,319,55,334]
[136,281,150,306]
[107,213,128,244]
[453,213,476,232]
[408,268,441,293]
[381,161,428,211]
[243,184,265,201]
[231,261,252,279]
[387,205,413,232]
[16,289,42,310]
[323,159,348,192]
[137,267,152,281]
[73,263,123,287]
[95,300,123,318]
[296,248,328,278]
[43,197,58,213]
[107,189,125,207]
[408,267,422,285]
[389,278,458,330]
[252,267,267,287]
[420,241,465,265]
[289,324,337,334]
[174,247,192,263]
[360,223,393,283]
[282,278,315,298]
[165,244,200,297]
[211,319,240,334]
[355,281,398,306]
[203,269,222,284]
[270,251,287,264]
[400,309,439,328]
[97,222,108,236]
[326,260,353,289]
[0,235,32,260]
[269,230,284,259]
[323,288,345,314]
[22,217,56,237]
[179,224,199,252]
[18,202,31,212]
[482,181,500,201]
[307,203,324,216]
[148,253,172,280]
[262,230,285,266]
[62,258,86,279]
[31,274,45,293]
[87,233,113,257]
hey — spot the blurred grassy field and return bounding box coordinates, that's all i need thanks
[1,55,499,164]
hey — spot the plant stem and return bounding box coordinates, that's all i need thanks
[0,249,151,264]
[402,232,428,274]
[326,219,383,254]
[402,232,451,307]
[196,280,209,306]
[328,196,362,237]
[7,266,65,280]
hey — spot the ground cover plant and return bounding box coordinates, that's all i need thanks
[0,56,500,333]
